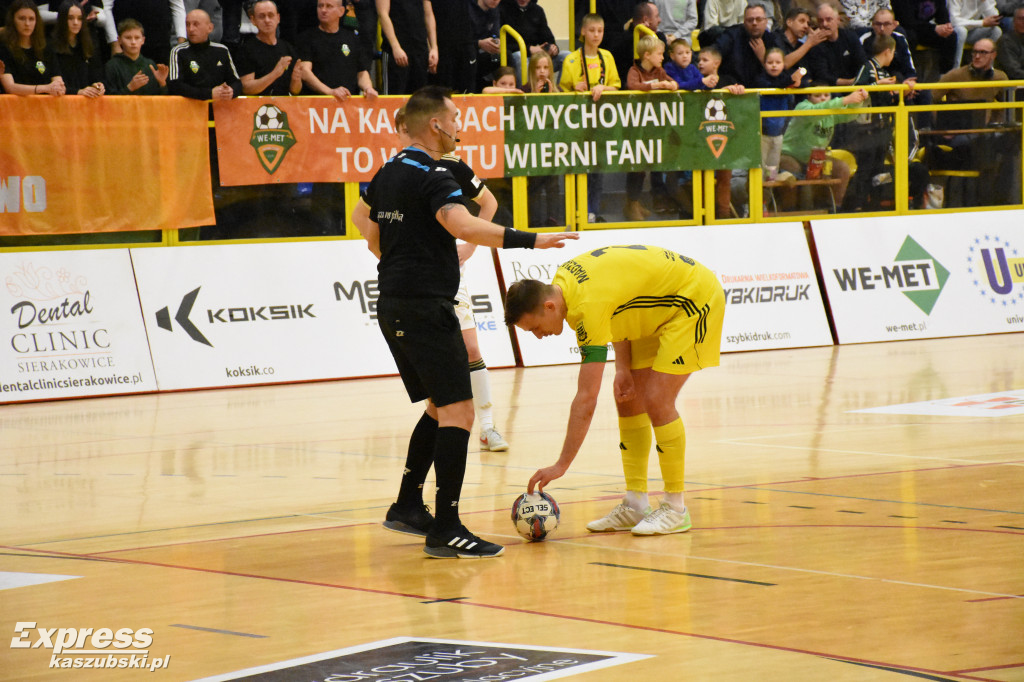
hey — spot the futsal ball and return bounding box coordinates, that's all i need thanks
[254,104,285,130]
[704,98,727,121]
[511,492,560,542]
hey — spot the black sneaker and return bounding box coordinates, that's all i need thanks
[383,503,433,537]
[424,525,504,559]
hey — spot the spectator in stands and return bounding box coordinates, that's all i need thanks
[694,44,746,219]
[470,0,501,92]
[859,9,922,90]
[624,33,678,221]
[996,4,1024,79]
[430,0,475,92]
[665,36,702,88]
[237,0,301,96]
[482,63,524,92]
[500,0,561,83]
[931,37,1013,205]
[949,0,1002,67]
[0,0,65,95]
[716,3,785,86]
[182,0,221,43]
[892,0,958,72]
[377,0,437,94]
[755,47,800,179]
[526,49,556,91]
[805,2,867,85]
[780,85,869,208]
[348,0,378,79]
[297,0,377,99]
[655,0,697,46]
[104,17,168,94]
[51,0,104,96]
[112,0,186,64]
[560,12,621,222]
[704,0,779,35]
[168,8,240,99]
[613,1,667,79]
[847,33,899,204]
[777,7,826,73]
[838,0,891,29]
[40,0,119,57]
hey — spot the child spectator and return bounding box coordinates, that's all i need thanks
[755,47,801,179]
[559,12,621,222]
[0,0,64,96]
[526,50,555,92]
[51,0,104,96]
[665,37,702,89]
[849,34,899,189]
[105,18,168,95]
[695,44,745,218]
[624,33,678,221]
[780,85,869,208]
[482,64,524,93]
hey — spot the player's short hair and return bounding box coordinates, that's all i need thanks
[404,85,453,136]
[394,106,406,134]
[670,37,692,51]
[581,13,604,29]
[504,279,554,327]
[117,18,145,35]
[871,34,896,54]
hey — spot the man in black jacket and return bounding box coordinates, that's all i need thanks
[167,9,241,100]
[500,0,561,81]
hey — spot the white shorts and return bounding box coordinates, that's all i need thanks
[454,269,474,331]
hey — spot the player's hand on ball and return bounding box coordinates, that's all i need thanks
[528,462,567,493]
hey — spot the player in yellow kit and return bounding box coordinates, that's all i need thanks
[504,244,725,535]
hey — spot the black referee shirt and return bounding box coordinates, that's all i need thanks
[363,148,469,299]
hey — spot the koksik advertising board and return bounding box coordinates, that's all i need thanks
[131,241,513,391]
[0,250,157,403]
[495,224,832,367]
[812,211,1024,343]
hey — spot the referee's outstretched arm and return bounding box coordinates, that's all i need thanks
[352,198,578,258]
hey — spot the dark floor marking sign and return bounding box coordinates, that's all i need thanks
[191,637,651,681]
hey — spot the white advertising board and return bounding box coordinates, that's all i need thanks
[132,241,514,391]
[811,211,1024,344]
[0,249,157,403]
[495,225,833,367]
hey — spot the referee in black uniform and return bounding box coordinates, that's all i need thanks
[351,86,577,559]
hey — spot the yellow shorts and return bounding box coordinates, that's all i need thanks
[628,283,725,375]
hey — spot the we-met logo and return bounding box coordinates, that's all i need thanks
[831,236,949,314]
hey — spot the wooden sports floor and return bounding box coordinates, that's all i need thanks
[2,334,1022,681]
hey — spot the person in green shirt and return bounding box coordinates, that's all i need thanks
[104,18,168,95]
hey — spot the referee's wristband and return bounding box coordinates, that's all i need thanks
[503,227,537,249]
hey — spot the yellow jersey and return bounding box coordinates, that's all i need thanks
[552,244,719,351]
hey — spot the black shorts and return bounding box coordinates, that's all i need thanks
[377,295,472,407]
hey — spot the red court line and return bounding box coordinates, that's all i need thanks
[58,519,1024,558]
[0,543,1002,682]
[964,594,1024,603]
[950,662,1024,673]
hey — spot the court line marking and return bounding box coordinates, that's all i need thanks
[169,624,266,639]
[0,543,996,682]
[591,561,776,586]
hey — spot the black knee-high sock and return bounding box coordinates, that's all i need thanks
[431,426,471,530]
[396,412,438,507]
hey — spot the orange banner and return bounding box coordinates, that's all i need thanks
[213,95,506,186]
[0,97,214,236]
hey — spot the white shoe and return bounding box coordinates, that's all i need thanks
[630,502,692,535]
[480,428,509,452]
[586,502,649,532]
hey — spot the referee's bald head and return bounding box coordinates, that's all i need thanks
[405,85,454,136]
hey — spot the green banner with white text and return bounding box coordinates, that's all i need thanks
[500,91,760,176]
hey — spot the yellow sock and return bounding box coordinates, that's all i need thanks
[654,417,686,494]
[619,413,652,493]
